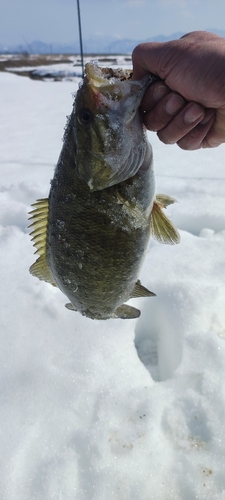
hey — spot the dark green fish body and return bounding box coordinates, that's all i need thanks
[48,136,154,319]
[29,64,179,320]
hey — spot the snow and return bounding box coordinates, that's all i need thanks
[1,68,225,499]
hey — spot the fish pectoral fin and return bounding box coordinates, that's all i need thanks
[113,304,141,319]
[150,198,180,245]
[131,279,156,298]
[65,303,77,311]
[28,198,57,287]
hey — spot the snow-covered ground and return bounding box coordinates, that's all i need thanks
[1,66,225,500]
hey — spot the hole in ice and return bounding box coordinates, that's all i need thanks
[134,332,160,381]
[134,290,184,382]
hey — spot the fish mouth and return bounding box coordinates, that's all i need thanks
[85,63,133,87]
[84,62,157,115]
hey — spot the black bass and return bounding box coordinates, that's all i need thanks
[29,63,179,320]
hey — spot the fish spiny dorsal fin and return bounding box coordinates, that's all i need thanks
[28,198,57,287]
[131,279,156,298]
[150,195,180,245]
[113,304,141,319]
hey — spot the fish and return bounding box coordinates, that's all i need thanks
[28,62,180,320]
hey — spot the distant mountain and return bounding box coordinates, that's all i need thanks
[1,29,225,55]
[0,34,184,55]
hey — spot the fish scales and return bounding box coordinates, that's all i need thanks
[29,63,180,320]
[48,142,153,318]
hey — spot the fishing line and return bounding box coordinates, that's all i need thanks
[76,0,84,78]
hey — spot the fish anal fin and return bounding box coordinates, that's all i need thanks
[131,279,156,298]
[113,304,141,319]
[28,198,57,287]
[150,198,180,245]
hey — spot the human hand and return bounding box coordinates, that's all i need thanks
[132,31,225,149]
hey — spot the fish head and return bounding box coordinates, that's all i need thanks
[73,62,154,191]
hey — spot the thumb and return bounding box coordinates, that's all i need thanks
[132,42,164,80]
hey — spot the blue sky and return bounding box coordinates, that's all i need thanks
[1,0,225,45]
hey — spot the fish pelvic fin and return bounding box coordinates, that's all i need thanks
[28,198,57,287]
[131,280,156,298]
[113,304,141,319]
[150,194,180,245]
[65,303,77,311]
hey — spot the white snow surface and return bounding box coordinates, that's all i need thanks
[1,69,225,500]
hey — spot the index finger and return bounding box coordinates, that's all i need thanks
[132,43,162,80]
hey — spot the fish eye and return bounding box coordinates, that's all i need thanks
[78,108,92,125]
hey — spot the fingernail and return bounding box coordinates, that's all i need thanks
[153,85,169,101]
[184,104,204,124]
[165,95,185,115]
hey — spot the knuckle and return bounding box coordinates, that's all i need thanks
[177,136,201,150]
[144,112,170,131]
[157,130,175,144]
[177,140,195,150]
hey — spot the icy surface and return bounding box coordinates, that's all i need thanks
[1,71,225,499]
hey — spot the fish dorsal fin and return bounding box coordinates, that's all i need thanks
[131,280,156,298]
[29,256,57,287]
[113,304,141,319]
[28,198,57,287]
[150,195,180,245]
